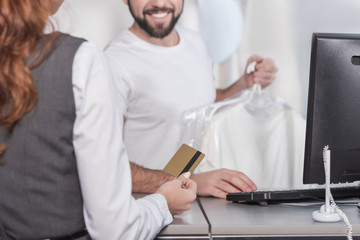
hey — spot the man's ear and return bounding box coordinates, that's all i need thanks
[123,0,129,6]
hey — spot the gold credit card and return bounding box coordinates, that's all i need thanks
[163,144,205,177]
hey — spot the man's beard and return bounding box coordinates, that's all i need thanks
[128,3,182,38]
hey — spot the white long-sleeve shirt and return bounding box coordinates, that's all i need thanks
[71,41,173,240]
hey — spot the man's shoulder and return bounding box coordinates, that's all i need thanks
[176,26,209,53]
[177,26,203,42]
[105,30,135,53]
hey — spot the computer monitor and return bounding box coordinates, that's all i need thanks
[304,33,360,185]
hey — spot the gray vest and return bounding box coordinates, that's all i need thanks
[0,35,86,239]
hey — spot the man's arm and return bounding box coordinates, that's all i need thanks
[130,163,257,199]
[131,162,175,193]
[191,169,257,199]
[216,54,278,102]
[216,75,248,102]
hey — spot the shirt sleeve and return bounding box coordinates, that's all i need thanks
[71,41,173,240]
[104,50,134,115]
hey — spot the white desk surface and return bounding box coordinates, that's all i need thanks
[198,197,360,238]
[158,199,209,237]
[133,194,209,238]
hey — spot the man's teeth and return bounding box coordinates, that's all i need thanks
[152,12,167,18]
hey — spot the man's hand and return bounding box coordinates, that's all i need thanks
[244,54,278,89]
[216,54,277,102]
[191,168,257,199]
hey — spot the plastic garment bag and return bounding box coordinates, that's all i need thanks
[179,84,307,190]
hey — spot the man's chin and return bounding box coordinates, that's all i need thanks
[146,23,173,38]
[151,29,170,37]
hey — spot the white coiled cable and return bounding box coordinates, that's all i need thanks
[323,146,353,240]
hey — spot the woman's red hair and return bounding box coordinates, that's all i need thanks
[0,0,57,156]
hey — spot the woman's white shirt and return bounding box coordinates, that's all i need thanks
[71,41,172,240]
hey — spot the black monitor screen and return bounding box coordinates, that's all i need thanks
[304,33,360,184]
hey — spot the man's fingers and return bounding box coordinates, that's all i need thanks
[211,169,257,195]
[216,180,243,193]
[191,169,257,198]
[212,189,228,199]
[247,54,263,65]
[253,71,274,79]
[255,59,278,72]
[222,170,257,191]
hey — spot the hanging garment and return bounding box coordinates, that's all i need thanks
[180,84,307,190]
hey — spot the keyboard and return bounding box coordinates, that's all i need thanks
[226,186,360,203]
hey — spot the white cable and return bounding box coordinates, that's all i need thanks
[323,146,353,240]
